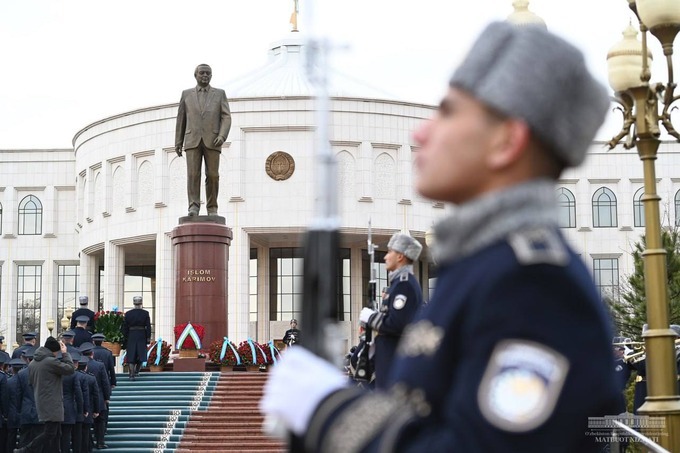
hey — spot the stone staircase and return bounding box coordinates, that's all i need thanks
[104,370,284,452]
[175,372,284,452]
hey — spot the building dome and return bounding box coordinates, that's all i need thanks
[225,34,396,100]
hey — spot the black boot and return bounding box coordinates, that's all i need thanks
[128,364,135,380]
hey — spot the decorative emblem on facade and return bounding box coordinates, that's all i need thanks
[265,151,295,181]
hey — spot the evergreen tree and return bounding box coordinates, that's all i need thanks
[609,228,680,341]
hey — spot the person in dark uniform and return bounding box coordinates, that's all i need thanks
[359,233,424,389]
[73,316,93,348]
[261,21,621,452]
[122,296,151,381]
[79,343,110,450]
[0,336,10,367]
[612,337,632,414]
[15,349,40,450]
[0,353,7,453]
[61,351,83,453]
[73,356,90,453]
[5,359,26,453]
[282,319,301,348]
[11,334,36,360]
[78,357,99,453]
[70,296,96,333]
[61,330,81,356]
[92,333,116,390]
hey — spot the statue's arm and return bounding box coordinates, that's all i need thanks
[175,91,187,156]
[216,91,232,146]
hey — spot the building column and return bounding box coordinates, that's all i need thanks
[79,252,98,311]
[257,244,269,342]
[227,225,250,342]
[155,232,174,343]
[3,187,16,237]
[104,241,125,310]
[350,247,365,345]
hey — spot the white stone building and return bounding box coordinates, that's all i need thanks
[0,33,677,350]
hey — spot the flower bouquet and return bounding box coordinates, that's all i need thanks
[94,308,125,347]
[237,339,269,369]
[147,339,172,369]
[209,338,242,367]
[174,322,205,358]
[263,340,282,366]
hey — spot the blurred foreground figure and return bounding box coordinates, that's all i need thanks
[261,21,620,452]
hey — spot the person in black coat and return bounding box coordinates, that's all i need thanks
[80,343,111,450]
[0,336,10,367]
[122,296,151,380]
[70,295,96,333]
[612,337,632,414]
[61,351,83,453]
[73,316,93,348]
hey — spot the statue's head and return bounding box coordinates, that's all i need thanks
[194,64,212,87]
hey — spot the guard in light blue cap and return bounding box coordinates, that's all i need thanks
[70,295,96,332]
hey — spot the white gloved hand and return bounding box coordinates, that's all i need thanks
[360,307,376,324]
[260,347,348,436]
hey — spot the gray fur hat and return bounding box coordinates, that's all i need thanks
[387,233,422,261]
[133,296,143,306]
[449,21,609,167]
[79,295,88,305]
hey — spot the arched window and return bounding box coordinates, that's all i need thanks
[556,188,576,228]
[18,195,42,235]
[633,187,645,228]
[592,187,618,228]
[675,190,680,226]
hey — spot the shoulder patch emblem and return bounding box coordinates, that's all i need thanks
[397,320,445,357]
[400,273,409,282]
[508,227,569,266]
[478,340,569,433]
[393,294,407,310]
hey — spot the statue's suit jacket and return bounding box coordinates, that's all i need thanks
[175,86,231,152]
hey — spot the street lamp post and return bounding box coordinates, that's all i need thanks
[46,319,55,337]
[607,0,680,449]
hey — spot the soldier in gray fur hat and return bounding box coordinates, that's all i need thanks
[358,232,424,389]
[261,21,620,451]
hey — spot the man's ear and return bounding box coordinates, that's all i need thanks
[486,120,531,170]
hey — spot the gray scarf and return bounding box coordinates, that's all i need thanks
[433,179,559,264]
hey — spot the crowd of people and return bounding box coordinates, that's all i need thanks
[0,295,150,452]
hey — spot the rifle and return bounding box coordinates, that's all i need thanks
[354,219,378,383]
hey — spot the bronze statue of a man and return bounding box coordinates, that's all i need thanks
[175,64,232,216]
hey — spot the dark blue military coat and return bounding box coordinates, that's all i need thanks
[76,371,89,423]
[73,327,93,348]
[70,308,96,332]
[16,368,40,426]
[93,345,117,387]
[80,371,99,424]
[11,344,34,360]
[367,266,423,389]
[62,372,83,425]
[613,357,631,413]
[85,358,111,410]
[123,308,151,364]
[304,215,621,452]
[0,371,7,428]
[5,374,21,430]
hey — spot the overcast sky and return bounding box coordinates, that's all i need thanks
[0,1,642,149]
